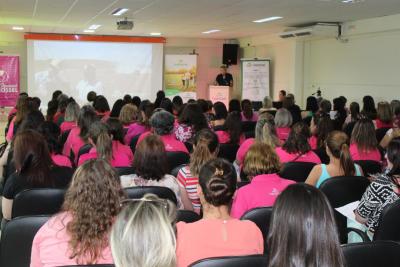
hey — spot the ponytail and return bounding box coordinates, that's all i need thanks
[96,132,113,162]
[190,141,214,176]
[339,143,355,176]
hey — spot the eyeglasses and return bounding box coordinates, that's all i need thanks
[120,198,169,209]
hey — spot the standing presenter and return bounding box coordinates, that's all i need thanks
[215,65,233,99]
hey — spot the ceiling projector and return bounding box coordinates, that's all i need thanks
[117,18,134,30]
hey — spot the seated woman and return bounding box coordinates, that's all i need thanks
[53,94,69,125]
[174,103,209,143]
[258,96,276,115]
[78,121,133,167]
[309,113,334,152]
[212,101,228,129]
[93,95,111,120]
[343,102,361,127]
[60,102,80,134]
[2,130,73,220]
[111,194,177,267]
[276,122,321,164]
[120,134,190,210]
[6,95,28,142]
[215,112,245,145]
[176,158,263,267]
[301,96,319,121]
[231,143,295,219]
[63,105,99,160]
[267,183,345,267]
[374,101,393,129]
[136,109,189,153]
[305,131,363,188]
[118,103,138,130]
[350,118,382,162]
[39,122,72,168]
[124,101,154,145]
[274,108,293,142]
[30,159,124,266]
[353,137,400,236]
[177,129,219,213]
[241,99,258,122]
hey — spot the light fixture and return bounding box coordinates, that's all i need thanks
[112,8,129,16]
[202,29,221,34]
[88,24,101,30]
[83,29,95,33]
[253,16,283,23]
[342,0,365,3]
[150,32,162,36]
[12,26,24,31]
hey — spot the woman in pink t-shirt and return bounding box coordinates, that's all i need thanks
[241,99,258,122]
[350,118,382,162]
[118,103,139,130]
[231,143,295,219]
[59,102,79,133]
[6,96,29,142]
[374,101,393,129]
[31,159,124,267]
[215,112,245,145]
[276,122,321,164]
[124,102,154,145]
[274,108,293,142]
[176,158,264,267]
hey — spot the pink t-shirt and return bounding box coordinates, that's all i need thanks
[136,132,189,154]
[62,127,85,159]
[60,121,77,133]
[78,141,134,167]
[124,123,148,145]
[51,154,72,168]
[350,143,381,162]
[309,135,318,150]
[6,117,16,142]
[275,147,321,164]
[236,138,255,166]
[375,119,393,129]
[276,127,291,142]
[30,212,113,267]
[176,219,263,267]
[231,173,295,219]
[215,131,245,145]
[241,112,258,122]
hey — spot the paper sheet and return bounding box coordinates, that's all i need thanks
[335,201,360,223]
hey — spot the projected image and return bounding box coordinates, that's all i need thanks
[28,40,163,106]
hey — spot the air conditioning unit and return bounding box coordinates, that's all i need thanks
[279,23,339,39]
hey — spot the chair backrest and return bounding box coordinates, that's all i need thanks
[189,254,268,267]
[244,131,255,139]
[77,143,92,162]
[166,151,190,173]
[313,148,330,164]
[12,188,66,219]
[124,186,177,205]
[374,199,400,241]
[0,215,50,267]
[354,160,382,176]
[177,210,202,223]
[184,142,193,153]
[217,143,239,163]
[279,162,316,182]
[376,127,391,143]
[240,206,273,249]
[237,181,250,188]
[60,129,71,147]
[171,164,188,177]
[342,241,400,267]
[319,176,370,243]
[129,134,141,154]
[241,121,257,133]
[115,167,136,176]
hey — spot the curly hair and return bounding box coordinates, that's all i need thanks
[62,159,125,264]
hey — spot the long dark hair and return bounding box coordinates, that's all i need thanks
[241,99,253,120]
[306,96,318,113]
[387,137,400,186]
[213,102,228,120]
[93,95,110,113]
[38,121,62,154]
[110,99,125,118]
[268,183,345,267]
[326,131,355,176]
[362,95,377,120]
[178,103,208,132]
[351,118,378,153]
[228,99,241,113]
[106,118,125,144]
[13,130,54,187]
[223,111,242,144]
[78,105,99,142]
[282,122,311,155]
[313,113,334,149]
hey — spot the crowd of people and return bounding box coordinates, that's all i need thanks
[0,89,399,267]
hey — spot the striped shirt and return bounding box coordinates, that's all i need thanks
[177,166,201,213]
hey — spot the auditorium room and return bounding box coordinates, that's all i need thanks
[1,0,400,266]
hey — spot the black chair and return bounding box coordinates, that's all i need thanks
[0,215,50,267]
[217,143,239,163]
[12,188,66,219]
[319,176,370,243]
[237,181,250,188]
[76,143,92,163]
[166,151,190,173]
[241,121,257,133]
[177,210,201,223]
[240,206,273,253]
[342,241,400,267]
[279,162,316,182]
[124,186,178,205]
[60,129,71,147]
[376,127,391,143]
[244,131,255,139]
[373,199,400,241]
[170,164,188,177]
[313,148,330,164]
[115,167,136,176]
[189,254,268,267]
[354,160,382,176]
[184,142,193,153]
[129,134,141,154]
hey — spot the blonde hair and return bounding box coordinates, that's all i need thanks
[190,129,219,176]
[119,104,138,126]
[64,102,80,122]
[255,116,281,148]
[111,194,176,267]
[243,142,281,178]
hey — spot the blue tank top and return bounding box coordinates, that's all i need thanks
[316,164,362,188]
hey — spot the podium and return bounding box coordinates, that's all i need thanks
[208,85,230,107]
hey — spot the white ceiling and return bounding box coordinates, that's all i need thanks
[0,0,400,38]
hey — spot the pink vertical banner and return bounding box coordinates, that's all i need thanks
[0,56,20,107]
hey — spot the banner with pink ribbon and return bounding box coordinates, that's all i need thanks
[0,55,20,107]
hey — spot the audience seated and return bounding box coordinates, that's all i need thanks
[110,194,177,267]
[172,95,183,117]
[258,96,276,114]
[228,99,241,113]
[215,112,245,145]
[362,95,378,120]
[309,113,334,150]
[283,94,302,124]
[30,159,123,266]
[60,102,80,134]
[231,143,295,218]
[6,95,28,142]
[53,94,69,125]
[241,99,258,122]
[267,183,345,267]
[301,96,318,121]
[174,103,209,143]
[124,101,154,145]
[176,158,263,267]
[274,108,293,142]
[118,103,138,130]
[332,97,347,130]
[374,101,393,129]
[306,131,363,188]
[93,95,111,120]
[2,130,73,221]
[109,99,125,118]
[344,102,361,127]
[350,118,381,162]
[275,122,321,164]
[211,101,228,128]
